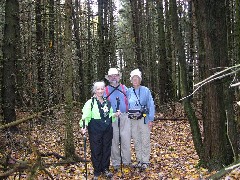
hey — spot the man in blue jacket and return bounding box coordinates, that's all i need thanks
[105,68,131,172]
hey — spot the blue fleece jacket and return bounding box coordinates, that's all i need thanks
[127,86,155,123]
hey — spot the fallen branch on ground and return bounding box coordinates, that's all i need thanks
[0,104,63,130]
[207,159,240,180]
[154,117,188,121]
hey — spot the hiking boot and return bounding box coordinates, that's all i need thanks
[92,175,99,180]
[141,163,150,170]
[123,163,131,168]
[104,170,113,178]
[113,165,120,172]
[133,161,142,168]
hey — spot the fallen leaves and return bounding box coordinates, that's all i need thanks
[1,109,239,179]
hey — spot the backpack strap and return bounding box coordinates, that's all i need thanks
[105,84,120,100]
[105,84,128,112]
[105,86,110,101]
[120,84,128,112]
[91,97,94,111]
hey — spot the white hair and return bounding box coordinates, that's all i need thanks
[92,81,105,94]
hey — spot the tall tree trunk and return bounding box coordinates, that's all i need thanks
[64,0,76,160]
[86,0,93,98]
[146,1,154,89]
[97,0,110,79]
[129,0,143,70]
[35,0,45,111]
[236,0,240,129]
[225,0,239,161]
[170,0,204,161]
[48,0,56,107]
[188,0,194,98]
[237,1,240,65]
[2,0,19,126]
[164,0,175,101]
[72,0,85,101]
[156,0,169,103]
[193,0,234,170]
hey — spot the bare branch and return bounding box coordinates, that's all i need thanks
[180,64,240,101]
[230,82,240,87]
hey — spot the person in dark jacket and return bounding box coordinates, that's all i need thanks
[80,81,121,180]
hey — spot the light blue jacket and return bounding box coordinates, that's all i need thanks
[127,86,155,123]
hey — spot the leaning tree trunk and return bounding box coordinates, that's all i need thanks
[170,0,204,161]
[2,0,20,126]
[193,0,235,170]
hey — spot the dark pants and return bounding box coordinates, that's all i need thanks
[88,120,113,176]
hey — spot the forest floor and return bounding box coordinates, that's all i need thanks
[1,104,240,179]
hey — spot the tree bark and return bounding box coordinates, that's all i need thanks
[129,0,144,70]
[63,0,77,160]
[156,0,170,103]
[86,0,94,98]
[72,0,85,101]
[170,0,204,161]
[2,0,19,125]
[193,0,235,169]
[97,0,112,80]
[47,0,57,106]
[35,0,45,111]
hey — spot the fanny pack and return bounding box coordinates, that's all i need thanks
[128,109,143,120]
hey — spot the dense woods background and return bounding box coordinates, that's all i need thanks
[0,0,240,178]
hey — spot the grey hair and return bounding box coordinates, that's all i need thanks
[92,81,105,94]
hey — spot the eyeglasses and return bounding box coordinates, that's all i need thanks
[109,74,119,77]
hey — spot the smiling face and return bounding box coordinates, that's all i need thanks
[131,75,141,88]
[95,86,105,98]
[92,82,105,98]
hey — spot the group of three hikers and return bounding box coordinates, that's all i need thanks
[80,68,155,180]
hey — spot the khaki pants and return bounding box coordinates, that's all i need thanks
[131,118,151,163]
[111,113,132,167]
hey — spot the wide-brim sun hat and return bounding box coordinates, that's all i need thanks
[130,68,142,80]
[105,68,122,80]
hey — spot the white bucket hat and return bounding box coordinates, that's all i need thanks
[130,69,142,80]
[105,68,122,80]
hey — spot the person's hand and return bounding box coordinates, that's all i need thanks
[148,121,153,129]
[115,110,121,117]
[237,101,240,106]
[81,127,87,135]
[159,113,164,117]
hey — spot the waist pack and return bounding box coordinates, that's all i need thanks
[128,109,143,120]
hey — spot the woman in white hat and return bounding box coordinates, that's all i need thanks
[80,81,121,179]
[127,69,155,170]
